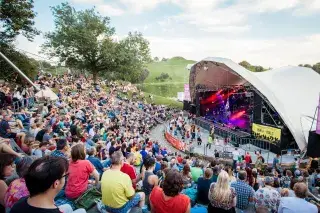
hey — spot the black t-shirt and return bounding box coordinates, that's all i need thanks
[35,129,46,142]
[0,120,9,137]
[109,146,116,156]
[10,197,61,213]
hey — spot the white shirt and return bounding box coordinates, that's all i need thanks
[278,197,317,213]
[232,150,240,161]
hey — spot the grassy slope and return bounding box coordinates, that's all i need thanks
[145,57,196,83]
[138,57,196,108]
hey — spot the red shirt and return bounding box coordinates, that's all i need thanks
[177,156,183,164]
[65,160,94,199]
[121,162,137,189]
[244,155,251,164]
[150,186,190,213]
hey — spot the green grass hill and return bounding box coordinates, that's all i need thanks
[145,57,196,84]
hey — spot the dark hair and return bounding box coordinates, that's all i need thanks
[56,139,67,150]
[163,170,183,197]
[182,164,191,176]
[87,147,96,156]
[16,157,34,178]
[238,170,247,181]
[0,153,15,179]
[144,156,156,170]
[71,143,86,162]
[25,156,69,197]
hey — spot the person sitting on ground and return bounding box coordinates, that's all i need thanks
[0,154,15,211]
[182,164,193,188]
[231,170,255,213]
[150,169,191,213]
[99,151,145,213]
[0,114,26,147]
[197,168,213,205]
[121,152,140,189]
[278,182,317,213]
[65,144,100,199]
[254,176,281,212]
[142,156,158,208]
[0,137,23,158]
[32,142,50,158]
[10,156,86,213]
[190,160,203,183]
[4,157,34,212]
[87,147,105,177]
[50,138,70,159]
[208,170,237,213]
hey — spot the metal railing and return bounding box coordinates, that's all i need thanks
[12,97,35,112]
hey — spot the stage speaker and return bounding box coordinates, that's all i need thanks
[190,104,196,114]
[183,100,191,111]
[307,131,320,158]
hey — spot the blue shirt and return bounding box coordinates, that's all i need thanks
[140,150,148,159]
[278,197,317,213]
[154,162,161,174]
[87,156,104,174]
[231,180,254,210]
[51,150,67,159]
[197,177,213,205]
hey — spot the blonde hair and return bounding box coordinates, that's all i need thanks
[211,170,231,203]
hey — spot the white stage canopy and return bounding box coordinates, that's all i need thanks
[189,57,320,151]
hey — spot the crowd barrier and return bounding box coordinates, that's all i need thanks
[12,97,35,112]
[164,131,186,151]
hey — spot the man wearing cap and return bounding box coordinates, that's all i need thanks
[254,176,280,212]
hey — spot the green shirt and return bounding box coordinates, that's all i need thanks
[191,167,204,183]
[208,136,213,144]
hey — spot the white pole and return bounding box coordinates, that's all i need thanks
[0,51,39,91]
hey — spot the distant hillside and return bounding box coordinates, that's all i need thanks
[145,57,196,83]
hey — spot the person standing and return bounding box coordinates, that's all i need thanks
[207,134,213,150]
[244,152,252,168]
[273,154,280,169]
[254,176,281,212]
[231,170,255,213]
[232,148,240,171]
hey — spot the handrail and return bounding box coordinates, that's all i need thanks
[12,97,35,112]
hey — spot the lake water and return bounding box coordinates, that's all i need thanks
[137,83,185,98]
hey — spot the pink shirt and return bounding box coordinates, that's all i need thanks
[65,160,94,199]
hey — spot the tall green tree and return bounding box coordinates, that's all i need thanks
[0,0,39,83]
[42,3,151,83]
[0,0,40,43]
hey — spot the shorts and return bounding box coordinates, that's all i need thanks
[97,194,141,213]
[3,132,17,139]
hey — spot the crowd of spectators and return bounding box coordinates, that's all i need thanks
[0,73,319,213]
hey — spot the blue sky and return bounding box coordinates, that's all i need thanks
[17,0,320,67]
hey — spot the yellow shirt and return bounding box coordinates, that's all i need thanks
[101,169,135,208]
[134,152,142,166]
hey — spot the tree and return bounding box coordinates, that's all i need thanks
[239,61,251,70]
[42,3,151,83]
[0,0,40,43]
[154,57,159,62]
[313,63,320,74]
[0,0,39,83]
[254,66,264,72]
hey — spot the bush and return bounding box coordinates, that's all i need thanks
[155,72,170,81]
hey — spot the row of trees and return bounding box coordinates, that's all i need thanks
[0,1,151,84]
[239,60,320,74]
[0,0,40,82]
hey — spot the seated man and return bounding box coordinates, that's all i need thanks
[98,151,145,213]
[0,115,26,146]
[10,156,86,213]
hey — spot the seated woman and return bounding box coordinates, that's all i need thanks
[0,138,23,158]
[208,170,237,213]
[0,154,15,212]
[197,168,213,205]
[4,157,34,212]
[150,169,190,213]
[65,144,100,199]
[182,164,193,188]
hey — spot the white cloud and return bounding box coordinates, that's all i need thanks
[146,34,320,68]
[119,0,169,13]
[96,4,125,16]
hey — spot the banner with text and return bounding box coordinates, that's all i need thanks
[184,84,191,101]
[252,123,281,142]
